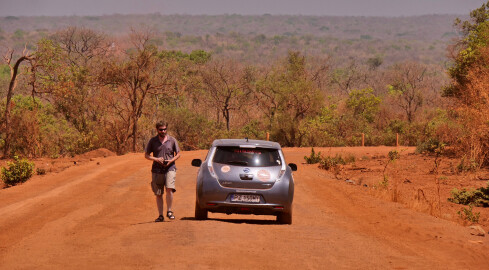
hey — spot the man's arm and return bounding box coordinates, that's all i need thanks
[145,152,165,164]
[166,151,180,164]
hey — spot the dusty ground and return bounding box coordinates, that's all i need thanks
[0,146,488,269]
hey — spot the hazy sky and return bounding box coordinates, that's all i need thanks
[0,0,486,17]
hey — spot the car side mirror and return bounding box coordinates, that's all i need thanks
[288,163,297,171]
[192,159,202,167]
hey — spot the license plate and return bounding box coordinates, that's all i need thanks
[231,194,260,203]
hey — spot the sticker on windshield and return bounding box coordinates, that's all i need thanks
[257,169,271,181]
[221,165,231,173]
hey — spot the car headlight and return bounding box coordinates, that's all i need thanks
[276,169,285,182]
[208,164,217,179]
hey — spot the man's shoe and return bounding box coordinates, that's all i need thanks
[155,215,164,222]
[166,211,175,220]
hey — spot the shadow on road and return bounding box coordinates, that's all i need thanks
[131,217,280,225]
[131,220,157,225]
[181,216,279,225]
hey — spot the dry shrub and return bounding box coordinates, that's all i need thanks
[451,46,489,169]
[390,179,400,202]
[412,188,440,217]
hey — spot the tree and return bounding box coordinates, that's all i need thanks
[308,56,330,93]
[387,62,428,123]
[444,2,489,167]
[199,59,252,131]
[55,27,108,67]
[48,27,109,134]
[27,28,109,154]
[157,49,210,110]
[255,51,323,146]
[445,2,489,98]
[346,88,381,124]
[98,29,173,153]
[20,28,110,155]
[330,60,368,95]
[448,42,489,167]
[2,46,34,157]
[301,103,344,147]
[458,46,489,166]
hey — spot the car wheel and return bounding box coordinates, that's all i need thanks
[277,208,292,225]
[195,200,208,220]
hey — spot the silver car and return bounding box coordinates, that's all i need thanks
[191,139,297,224]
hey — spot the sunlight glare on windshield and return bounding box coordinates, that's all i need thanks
[254,158,260,165]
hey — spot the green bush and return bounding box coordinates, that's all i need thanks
[457,205,480,223]
[345,88,381,123]
[1,156,35,187]
[388,150,400,161]
[304,147,322,164]
[416,138,445,154]
[319,154,347,170]
[36,168,46,175]
[448,182,489,207]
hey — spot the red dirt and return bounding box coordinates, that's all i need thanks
[0,147,488,269]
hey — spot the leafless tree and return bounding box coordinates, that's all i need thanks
[330,60,368,95]
[54,27,109,67]
[199,59,252,131]
[388,62,429,123]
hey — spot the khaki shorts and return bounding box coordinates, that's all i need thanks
[151,171,176,196]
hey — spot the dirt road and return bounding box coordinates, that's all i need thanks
[0,147,488,269]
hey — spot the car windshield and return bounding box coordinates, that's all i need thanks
[213,146,282,167]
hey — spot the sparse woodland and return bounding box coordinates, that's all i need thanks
[0,3,488,172]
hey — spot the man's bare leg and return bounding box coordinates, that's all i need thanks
[156,195,163,216]
[165,188,173,212]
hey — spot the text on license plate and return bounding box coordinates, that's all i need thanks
[231,194,260,203]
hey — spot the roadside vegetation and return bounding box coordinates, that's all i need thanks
[449,183,489,207]
[3,3,489,191]
[304,148,322,164]
[0,28,448,156]
[1,156,34,187]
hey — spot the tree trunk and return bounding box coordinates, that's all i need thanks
[3,55,31,158]
[223,108,230,131]
[132,116,137,152]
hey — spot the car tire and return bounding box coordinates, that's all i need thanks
[277,208,292,225]
[195,200,208,220]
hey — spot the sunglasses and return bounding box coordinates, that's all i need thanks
[158,128,167,131]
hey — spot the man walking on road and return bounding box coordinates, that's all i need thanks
[145,121,181,222]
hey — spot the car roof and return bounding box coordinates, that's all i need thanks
[211,139,281,149]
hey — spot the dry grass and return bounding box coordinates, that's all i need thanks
[327,150,489,228]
